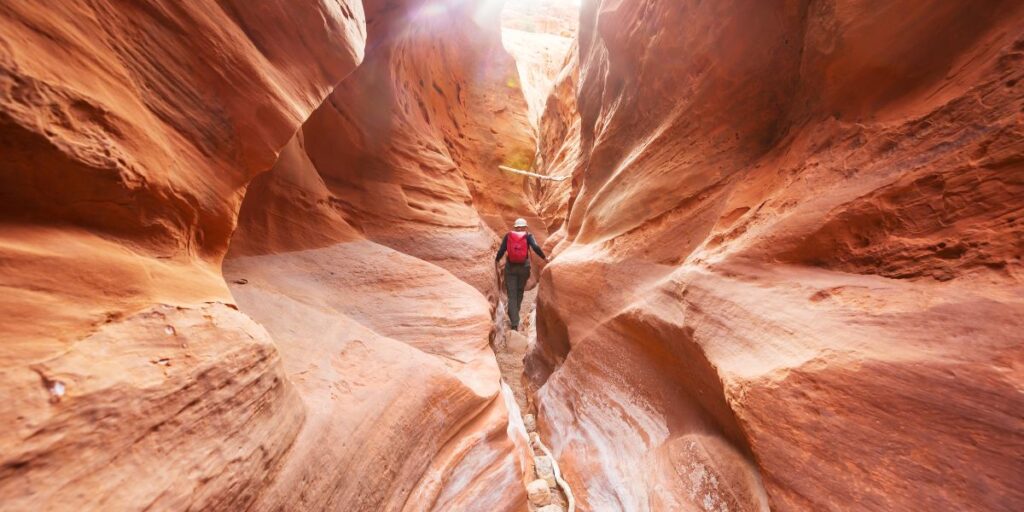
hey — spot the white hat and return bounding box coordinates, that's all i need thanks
[513,218,528,228]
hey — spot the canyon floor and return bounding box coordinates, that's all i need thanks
[493,285,574,511]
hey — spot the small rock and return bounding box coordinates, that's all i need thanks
[526,479,551,506]
[537,505,565,512]
[233,278,248,285]
[523,413,537,432]
[48,380,65,403]
[506,330,528,351]
[535,455,556,487]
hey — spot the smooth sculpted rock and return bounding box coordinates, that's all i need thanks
[0,0,537,510]
[224,0,541,510]
[527,0,1024,511]
[226,240,512,509]
[237,0,547,298]
[0,1,365,509]
[6,0,1020,510]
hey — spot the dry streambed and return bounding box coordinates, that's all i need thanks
[492,288,574,512]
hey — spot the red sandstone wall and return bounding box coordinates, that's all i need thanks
[4,0,1021,510]
[223,0,538,509]
[0,1,365,509]
[530,1,1024,510]
[231,0,544,293]
[0,0,535,509]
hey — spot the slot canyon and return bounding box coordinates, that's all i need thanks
[0,0,1021,510]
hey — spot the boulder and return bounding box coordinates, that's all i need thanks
[526,479,553,507]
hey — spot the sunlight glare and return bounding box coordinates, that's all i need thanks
[505,0,582,6]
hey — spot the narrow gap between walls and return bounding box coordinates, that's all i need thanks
[491,279,575,511]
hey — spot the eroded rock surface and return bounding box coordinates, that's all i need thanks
[224,0,541,509]
[503,30,572,137]
[0,1,364,509]
[232,0,542,294]
[1,0,534,509]
[3,0,1022,511]
[528,1,1024,511]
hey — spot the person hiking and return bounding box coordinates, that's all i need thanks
[495,218,547,331]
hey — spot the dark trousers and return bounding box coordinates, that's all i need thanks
[505,263,530,328]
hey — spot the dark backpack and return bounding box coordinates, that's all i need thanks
[507,232,529,264]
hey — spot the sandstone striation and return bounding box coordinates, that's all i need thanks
[1,0,534,509]
[4,0,1022,510]
[232,0,543,295]
[0,1,365,509]
[528,1,1024,511]
[224,0,542,509]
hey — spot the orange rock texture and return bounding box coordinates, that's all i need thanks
[3,0,1023,510]
[224,0,543,509]
[528,1,1024,511]
[0,0,535,509]
[1,1,364,509]
[230,0,546,293]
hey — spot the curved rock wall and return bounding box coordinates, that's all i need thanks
[224,0,539,509]
[4,0,1022,510]
[1,0,534,510]
[530,40,581,236]
[530,0,1024,510]
[0,1,364,509]
[231,0,542,293]
[501,0,575,136]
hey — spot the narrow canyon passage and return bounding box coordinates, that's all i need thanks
[218,2,577,509]
[219,4,581,510]
[1,1,1022,511]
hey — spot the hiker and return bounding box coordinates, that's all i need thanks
[495,218,547,331]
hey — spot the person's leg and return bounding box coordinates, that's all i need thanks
[516,267,530,324]
[505,265,521,328]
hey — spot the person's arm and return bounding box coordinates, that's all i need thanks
[527,234,547,261]
[495,233,509,262]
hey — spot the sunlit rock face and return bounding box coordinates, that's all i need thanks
[0,1,364,509]
[233,0,542,294]
[529,0,1024,510]
[528,40,580,237]
[1,0,534,509]
[503,0,579,38]
[224,0,538,510]
[501,0,576,135]
[500,0,579,241]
